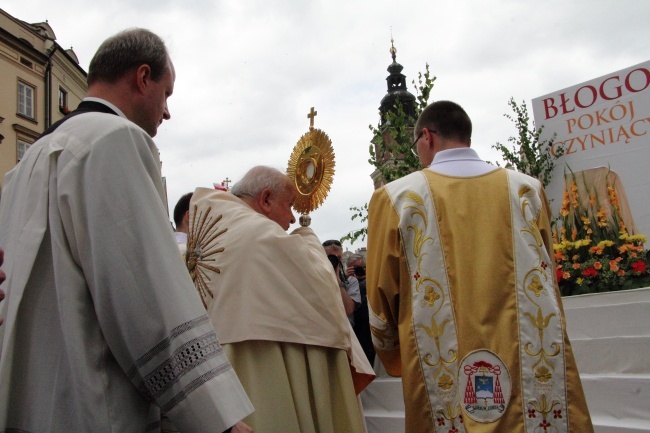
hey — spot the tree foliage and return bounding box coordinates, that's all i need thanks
[342,64,435,244]
[491,98,563,188]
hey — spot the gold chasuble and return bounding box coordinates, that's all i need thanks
[367,168,593,433]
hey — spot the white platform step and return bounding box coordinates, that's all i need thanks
[562,288,650,339]
[580,374,650,423]
[590,416,650,433]
[571,336,650,375]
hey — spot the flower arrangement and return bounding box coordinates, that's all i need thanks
[553,167,649,296]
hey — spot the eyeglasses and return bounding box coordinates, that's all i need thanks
[322,240,342,247]
[410,128,437,157]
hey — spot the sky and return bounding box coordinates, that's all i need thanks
[4,0,649,251]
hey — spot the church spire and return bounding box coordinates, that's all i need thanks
[379,34,416,124]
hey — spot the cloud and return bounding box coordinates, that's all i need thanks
[5,0,649,250]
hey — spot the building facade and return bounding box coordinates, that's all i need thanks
[0,8,87,189]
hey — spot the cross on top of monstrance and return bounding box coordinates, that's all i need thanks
[287,107,335,227]
[307,107,317,130]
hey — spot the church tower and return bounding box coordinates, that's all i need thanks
[370,38,417,189]
[379,39,416,124]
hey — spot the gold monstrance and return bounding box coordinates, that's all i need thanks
[287,107,335,227]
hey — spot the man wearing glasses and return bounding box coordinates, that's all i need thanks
[367,100,593,433]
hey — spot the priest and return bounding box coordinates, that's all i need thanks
[0,28,252,432]
[187,166,374,433]
[367,100,593,433]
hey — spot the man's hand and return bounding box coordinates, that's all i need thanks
[231,421,253,433]
[0,248,6,326]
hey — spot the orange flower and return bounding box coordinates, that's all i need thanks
[589,246,603,255]
[572,263,581,269]
[571,227,578,241]
[618,269,626,276]
[609,260,619,272]
[560,190,570,217]
[594,262,602,270]
[562,272,571,280]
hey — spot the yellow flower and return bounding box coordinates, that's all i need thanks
[576,277,584,285]
[628,234,648,243]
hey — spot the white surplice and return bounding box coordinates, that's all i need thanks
[0,109,253,432]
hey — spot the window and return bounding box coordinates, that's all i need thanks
[20,57,33,68]
[18,81,35,119]
[58,87,69,114]
[17,139,31,162]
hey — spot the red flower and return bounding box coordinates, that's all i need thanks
[581,267,598,278]
[631,260,647,274]
[556,268,563,282]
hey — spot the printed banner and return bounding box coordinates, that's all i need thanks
[532,60,650,237]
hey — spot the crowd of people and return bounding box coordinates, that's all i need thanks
[0,28,594,433]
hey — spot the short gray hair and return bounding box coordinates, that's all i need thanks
[88,28,169,86]
[346,254,365,266]
[231,166,293,199]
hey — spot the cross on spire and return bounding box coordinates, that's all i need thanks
[222,177,231,190]
[390,28,397,63]
[307,107,318,130]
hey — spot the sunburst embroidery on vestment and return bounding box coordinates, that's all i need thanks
[186,204,227,308]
